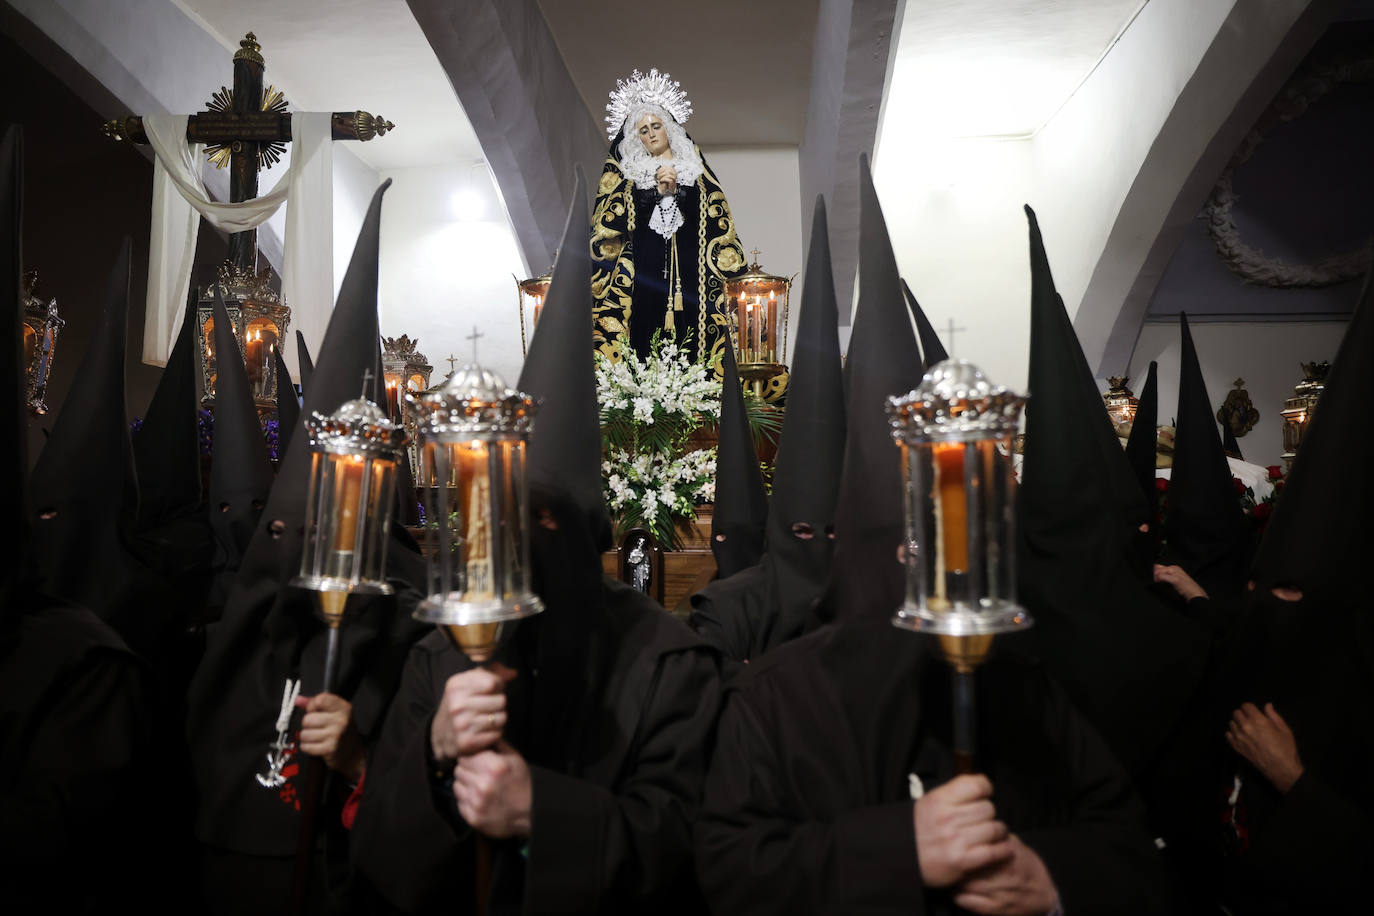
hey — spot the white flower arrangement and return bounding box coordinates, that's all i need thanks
[596,335,720,548]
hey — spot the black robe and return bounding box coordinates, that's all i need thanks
[0,598,157,910]
[689,564,767,679]
[694,619,1170,915]
[352,579,721,914]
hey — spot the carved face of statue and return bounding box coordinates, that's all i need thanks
[636,113,671,157]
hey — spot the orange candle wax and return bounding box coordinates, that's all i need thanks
[334,455,365,550]
[934,442,969,572]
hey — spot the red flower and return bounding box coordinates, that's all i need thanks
[1253,503,1272,523]
[1155,477,1170,492]
[1266,465,1283,481]
[1274,479,1285,492]
[1232,478,1246,496]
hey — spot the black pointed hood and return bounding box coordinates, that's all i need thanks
[1,125,29,613]
[754,195,846,646]
[273,343,300,458]
[205,286,273,570]
[710,335,767,577]
[1015,205,1205,778]
[1162,313,1253,597]
[28,239,139,610]
[133,284,203,530]
[519,167,609,548]
[296,329,314,394]
[239,179,394,594]
[825,156,924,622]
[1124,361,1159,524]
[1251,274,1374,606]
[902,280,948,368]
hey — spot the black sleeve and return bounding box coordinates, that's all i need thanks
[1245,769,1373,908]
[694,688,928,916]
[688,592,747,681]
[523,647,721,914]
[0,649,150,902]
[1019,676,1171,915]
[350,643,475,912]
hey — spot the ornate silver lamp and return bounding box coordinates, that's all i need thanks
[1102,375,1138,434]
[409,363,542,662]
[290,377,406,689]
[515,266,553,357]
[888,359,1031,773]
[724,248,792,403]
[196,263,291,412]
[1279,361,1328,473]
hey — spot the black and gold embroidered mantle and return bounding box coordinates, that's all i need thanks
[591,134,745,377]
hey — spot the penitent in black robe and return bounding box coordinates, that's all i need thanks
[0,598,156,911]
[352,579,721,914]
[694,619,1171,916]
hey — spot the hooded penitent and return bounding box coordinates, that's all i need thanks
[823,155,924,622]
[206,286,274,576]
[902,280,949,368]
[1162,313,1253,598]
[1203,271,1374,916]
[1015,205,1207,779]
[688,197,847,663]
[1124,360,1159,529]
[187,179,425,859]
[127,279,217,646]
[27,240,145,629]
[296,329,314,393]
[709,335,767,578]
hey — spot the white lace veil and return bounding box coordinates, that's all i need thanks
[615,104,704,191]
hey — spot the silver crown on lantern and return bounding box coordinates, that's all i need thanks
[886,359,1026,444]
[605,67,693,138]
[305,396,408,457]
[407,364,538,436]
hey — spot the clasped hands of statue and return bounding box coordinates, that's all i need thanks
[915,774,1060,916]
[430,663,532,838]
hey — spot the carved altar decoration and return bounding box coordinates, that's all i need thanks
[724,249,791,403]
[21,271,64,416]
[1203,54,1374,287]
[1280,361,1328,472]
[1102,376,1138,435]
[195,263,290,413]
[515,264,553,356]
[1217,378,1260,439]
[382,334,433,470]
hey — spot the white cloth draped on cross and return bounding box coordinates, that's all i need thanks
[141,111,335,375]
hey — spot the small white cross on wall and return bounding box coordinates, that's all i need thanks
[943,318,967,357]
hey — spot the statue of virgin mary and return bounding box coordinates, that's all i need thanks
[592,69,746,374]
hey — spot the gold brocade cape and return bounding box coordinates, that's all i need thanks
[591,140,745,377]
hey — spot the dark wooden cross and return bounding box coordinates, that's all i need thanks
[103,32,394,273]
[465,326,485,363]
[943,318,967,357]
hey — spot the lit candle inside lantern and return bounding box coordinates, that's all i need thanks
[246,329,264,389]
[334,454,366,553]
[385,378,400,419]
[745,303,756,362]
[456,442,494,599]
[933,442,969,574]
[533,295,544,326]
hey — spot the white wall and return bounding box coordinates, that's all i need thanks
[873,0,1318,393]
[377,161,527,386]
[708,147,806,359]
[1128,320,1346,468]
